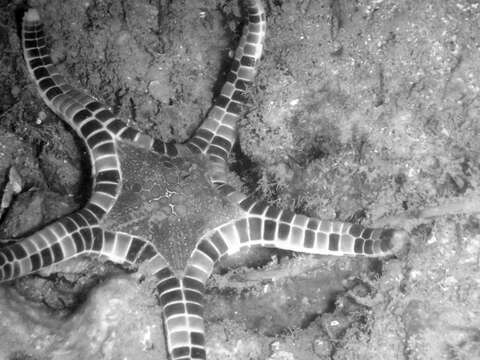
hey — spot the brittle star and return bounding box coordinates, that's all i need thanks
[0,1,408,359]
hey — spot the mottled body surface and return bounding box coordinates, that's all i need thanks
[106,143,240,271]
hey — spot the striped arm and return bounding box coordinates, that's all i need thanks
[92,117,185,158]
[135,249,206,359]
[90,234,207,359]
[22,9,114,141]
[236,198,408,256]
[106,123,187,159]
[152,268,206,360]
[155,206,407,360]
[187,0,266,161]
[22,10,183,164]
[177,214,407,356]
[189,207,407,266]
[0,216,167,283]
[0,214,90,282]
[22,9,121,218]
[0,217,199,359]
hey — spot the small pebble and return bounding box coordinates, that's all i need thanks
[312,336,332,357]
[141,326,153,351]
[148,80,172,103]
[174,204,186,217]
[10,86,21,98]
[36,111,47,125]
[269,340,281,352]
[115,31,131,46]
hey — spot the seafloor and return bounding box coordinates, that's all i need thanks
[0,0,479,359]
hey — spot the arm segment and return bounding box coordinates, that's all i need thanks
[22,9,183,158]
[187,0,266,163]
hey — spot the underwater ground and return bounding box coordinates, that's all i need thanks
[0,0,479,359]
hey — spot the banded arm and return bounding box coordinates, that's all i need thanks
[0,216,200,360]
[187,0,266,162]
[179,205,407,360]
[235,197,408,256]
[184,205,408,295]
[151,269,206,360]
[186,216,406,288]
[22,9,183,159]
[0,214,169,283]
[22,9,123,222]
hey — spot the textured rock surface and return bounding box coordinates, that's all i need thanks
[0,275,166,360]
[0,0,479,359]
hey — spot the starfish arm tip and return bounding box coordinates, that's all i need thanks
[25,8,40,22]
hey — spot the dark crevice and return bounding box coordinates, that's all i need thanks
[156,0,173,53]
[230,141,262,195]
[14,4,28,40]
[129,97,137,123]
[71,135,92,205]
[267,0,284,11]
[329,0,344,40]
[367,258,383,277]
[289,133,334,168]
[84,4,96,30]
[112,87,127,115]
[324,292,341,314]
[216,246,291,274]
[14,262,126,314]
[299,311,321,329]
[119,0,128,24]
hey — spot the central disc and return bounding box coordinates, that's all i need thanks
[103,142,240,272]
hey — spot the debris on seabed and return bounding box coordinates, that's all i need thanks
[0,167,23,219]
